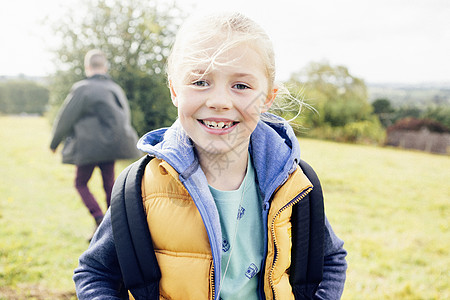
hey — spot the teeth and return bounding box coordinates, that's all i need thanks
[203,120,233,129]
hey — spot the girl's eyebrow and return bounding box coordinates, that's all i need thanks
[183,70,258,83]
[182,69,206,82]
[232,73,259,83]
[190,69,206,75]
[234,73,257,78]
[186,69,208,79]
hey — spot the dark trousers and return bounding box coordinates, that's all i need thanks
[75,161,115,220]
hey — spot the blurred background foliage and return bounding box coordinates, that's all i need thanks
[0,80,49,115]
[46,0,182,136]
[286,61,386,144]
[0,0,448,145]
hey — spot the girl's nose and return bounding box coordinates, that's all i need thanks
[205,87,233,110]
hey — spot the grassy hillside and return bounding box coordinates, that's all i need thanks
[0,116,448,299]
[298,137,449,299]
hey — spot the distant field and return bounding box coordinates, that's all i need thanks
[0,116,449,299]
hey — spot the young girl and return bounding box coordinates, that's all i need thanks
[74,12,347,299]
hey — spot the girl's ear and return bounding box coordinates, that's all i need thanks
[261,87,278,113]
[169,80,178,107]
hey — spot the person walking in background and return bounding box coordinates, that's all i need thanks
[50,49,141,232]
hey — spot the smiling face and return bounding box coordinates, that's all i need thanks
[169,42,276,159]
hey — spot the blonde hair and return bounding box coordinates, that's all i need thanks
[167,12,303,124]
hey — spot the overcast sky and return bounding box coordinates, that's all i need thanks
[1,0,449,84]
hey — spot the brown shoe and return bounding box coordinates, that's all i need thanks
[95,216,104,226]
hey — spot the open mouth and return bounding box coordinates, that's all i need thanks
[199,120,238,129]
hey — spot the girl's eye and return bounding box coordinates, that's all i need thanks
[233,83,250,90]
[192,80,209,87]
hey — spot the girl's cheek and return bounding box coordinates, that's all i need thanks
[241,96,264,117]
[178,99,197,116]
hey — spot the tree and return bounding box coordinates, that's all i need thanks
[372,98,393,114]
[287,61,385,144]
[388,117,450,133]
[47,0,182,135]
[0,80,49,115]
[391,106,422,124]
[422,105,450,130]
[372,98,395,127]
[289,61,373,127]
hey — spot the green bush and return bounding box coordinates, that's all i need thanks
[0,80,49,115]
[287,62,386,144]
[342,119,386,144]
[297,118,385,145]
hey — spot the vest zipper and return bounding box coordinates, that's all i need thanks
[209,263,215,300]
[268,186,312,299]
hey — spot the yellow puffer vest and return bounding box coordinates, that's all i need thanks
[139,158,312,300]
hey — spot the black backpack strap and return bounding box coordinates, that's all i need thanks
[111,155,161,300]
[290,160,325,299]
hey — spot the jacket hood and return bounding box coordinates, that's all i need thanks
[137,113,300,200]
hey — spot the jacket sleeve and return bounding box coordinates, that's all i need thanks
[73,209,126,299]
[50,85,86,150]
[315,216,347,300]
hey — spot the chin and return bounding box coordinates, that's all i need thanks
[195,138,247,157]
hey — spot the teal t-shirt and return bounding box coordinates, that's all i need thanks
[209,155,264,300]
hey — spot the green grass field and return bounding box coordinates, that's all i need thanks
[0,116,448,299]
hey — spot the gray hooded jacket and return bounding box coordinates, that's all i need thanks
[50,74,140,165]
